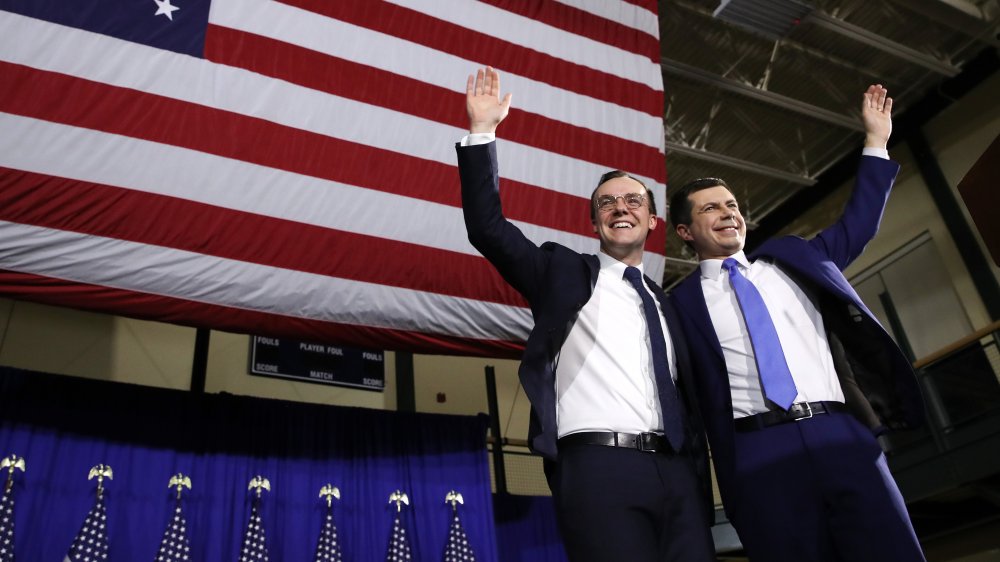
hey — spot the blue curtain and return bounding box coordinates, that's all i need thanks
[493,494,568,562]
[0,367,497,562]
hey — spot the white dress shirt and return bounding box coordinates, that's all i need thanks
[700,252,843,417]
[555,253,677,437]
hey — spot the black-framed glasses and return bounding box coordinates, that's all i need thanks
[595,193,646,212]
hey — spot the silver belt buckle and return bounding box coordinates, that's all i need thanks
[636,432,656,452]
[793,402,814,422]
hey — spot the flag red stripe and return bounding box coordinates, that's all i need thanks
[0,61,668,252]
[622,0,659,14]
[204,26,667,183]
[0,166,532,307]
[273,0,663,117]
[0,270,525,358]
[476,0,659,62]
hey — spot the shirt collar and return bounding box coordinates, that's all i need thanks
[598,251,642,278]
[698,250,749,279]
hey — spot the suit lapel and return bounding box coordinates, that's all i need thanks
[673,273,725,361]
[648,276,691,371]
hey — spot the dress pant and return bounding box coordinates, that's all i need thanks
[545,443,716,562]
[728,411,926,562]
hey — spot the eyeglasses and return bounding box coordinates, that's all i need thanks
[595,193,646,212]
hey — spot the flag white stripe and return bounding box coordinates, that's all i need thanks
[0,221,533,340]
[0,11,666,200]
[205,1,663,147]
[554,0,660,38]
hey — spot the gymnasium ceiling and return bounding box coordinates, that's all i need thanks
[657,0,999,286]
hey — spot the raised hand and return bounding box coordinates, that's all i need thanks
[466,66,512,134]
[861,84,892,149]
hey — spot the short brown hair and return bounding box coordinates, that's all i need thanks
[668,177,730,227]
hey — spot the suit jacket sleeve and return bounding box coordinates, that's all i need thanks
[457,141,549,304]
[808,155,900,270]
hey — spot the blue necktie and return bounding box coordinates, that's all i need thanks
[722,258,798,410]
[623,266,685,451]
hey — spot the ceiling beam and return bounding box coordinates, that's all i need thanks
[661,57,865,131]
[805,11,962,76]
[665,141,817,185]
[934,0,992,20]
[885,0,1000,48]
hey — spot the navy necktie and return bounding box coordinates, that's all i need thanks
[623,266,685,451]
[722,258,798,410]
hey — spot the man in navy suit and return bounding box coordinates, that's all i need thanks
[457,67,715,562]
[669,85,926,561]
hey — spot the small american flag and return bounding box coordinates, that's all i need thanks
[237,500,269,562]
[153,503,192,562]
[383,514,412,562]
[312,509,343,562]
[442,513,476,562]
[0,484,14,562]
[63,496,109,562]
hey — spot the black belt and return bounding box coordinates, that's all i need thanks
[557,431,673,454]
[735,401,848,432]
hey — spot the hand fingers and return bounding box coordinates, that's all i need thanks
[864,84,890,111]
[873,85,887,110]
[476,68,485,95]
[469,66,505,100]
[490,67,501,97]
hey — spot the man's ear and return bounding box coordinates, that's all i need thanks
[591,220,598,234]
[675,224,693,242]
[648,215,657,231]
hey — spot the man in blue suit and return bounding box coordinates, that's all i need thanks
[457,67,715,562]
[669,85,926,561]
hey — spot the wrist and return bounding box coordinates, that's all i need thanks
[469,121,498,134]
[864,134,888,150]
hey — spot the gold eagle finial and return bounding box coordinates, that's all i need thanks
[388,490,409,512]
[319,484,341,507]
[248,475,271,497]
[1,454,25,492]
[168,473,192,499]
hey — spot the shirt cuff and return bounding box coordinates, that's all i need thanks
[460,132,496,146]
[862,147,889,160]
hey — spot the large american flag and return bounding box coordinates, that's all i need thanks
[0,0,666,358]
